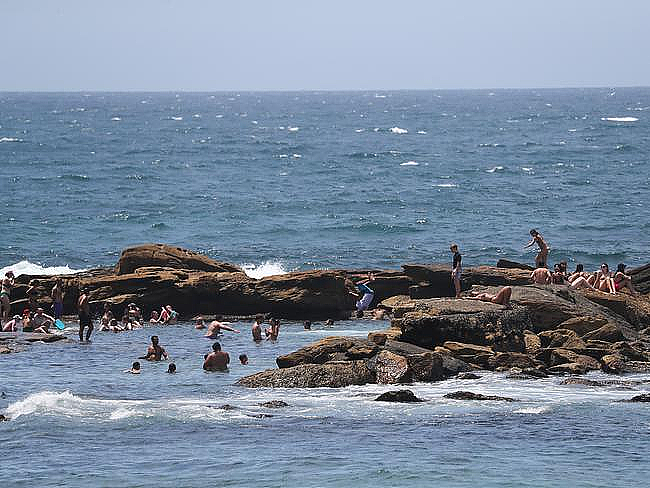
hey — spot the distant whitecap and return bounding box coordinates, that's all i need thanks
[601,116,638,122]
[434,183,458,188]
[288,126,299,132]
[390,127,408,134]
[400,161,418,166]
[355,129,365,133]
[486,166,504,173]
[417,130,427,134]
[521,167,533,172]
[111,117,121,121]
[0,137,22,143]
[171,116,183,121]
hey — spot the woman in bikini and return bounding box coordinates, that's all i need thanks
[594,263,616,294]
[613,263,637,295]
[524,229,549,269]
[1,271,15,324]
[467,286,513,307]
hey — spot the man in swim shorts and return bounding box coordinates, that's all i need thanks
[51,279,64,319]
[203,342,230,372]
[141,335,168,361]
[78,288,93,342]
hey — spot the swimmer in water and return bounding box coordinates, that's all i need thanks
[78,288,93,342]
[167,363,176,374]
[195,317,205,329]
[204,315,240,338]
[203,342,230,372]
[239,354,248,365]
[125,361,141,374]
[140,335,168,361]
[251,314,264,342]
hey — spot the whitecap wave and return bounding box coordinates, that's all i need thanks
[400,161,418,166]
[486,166,504,173]
[0,137,23,143]
[514,406,550,414]
[417,130,427,134]
[390,127,408,134]
[0,260,86,277]
[434,183,458,188]
[287,126,299,132]
[241,261,288,279]
[171,116,183,121]
[110,117,121,121]
[601,116,638,122]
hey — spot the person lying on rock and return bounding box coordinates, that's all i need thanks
[530,267,552,284]
[203,342,229,372]
[466,286,512,307]
[205,316,240,339]
[612,263,636,295]
[140,335,168,361]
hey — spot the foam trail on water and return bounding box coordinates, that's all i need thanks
[241,261,288,279]
[390,127,408,134]
[0,260,86,277]
[601,116,638,122]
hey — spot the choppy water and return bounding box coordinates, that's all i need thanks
[1,89,649,275]
[2,321,650,487]
[2,89,650,486]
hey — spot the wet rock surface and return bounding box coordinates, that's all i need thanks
[444,391,517,402]
[375,390,424,403]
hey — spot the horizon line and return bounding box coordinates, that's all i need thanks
[1,85,649,94]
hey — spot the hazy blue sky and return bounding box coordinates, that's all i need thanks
[3,0,649,91]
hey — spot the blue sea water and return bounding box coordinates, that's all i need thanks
[1,89,649,274]
[2,89,650,487]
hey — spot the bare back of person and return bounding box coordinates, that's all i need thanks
[531,268,551,284]
[203,351,229,371]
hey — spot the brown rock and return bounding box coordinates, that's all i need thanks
[524,331,542,354]
[601,354,626,374]
[488,352,541,370]
[539,329,580,348]
[549,363,588,375]
[375,350,410,384]
[375,390,424,403]
[276,337,378,368]
[443,342,494,357]
[237,361,374,388]
[444,391,517,402]
[557,316,609,336]
[115,243,242,275]
[582,324,626,343]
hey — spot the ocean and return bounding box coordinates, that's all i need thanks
[1,89,650,487]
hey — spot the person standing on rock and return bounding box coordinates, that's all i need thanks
[1,270,15,324]
[251,315,263,342]
[450,243,462,298]
[51,279,64,319]
[352,273,375,313]
[78,288,94,342]
[524,229,549,268]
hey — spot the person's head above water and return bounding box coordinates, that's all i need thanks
[132,361,140,371]
[255,314,264,323]
[151,335,159,345]
[5,270,14,278]
[303,320,311,330]
[167,363,176,374]
[529,229,539,237]
[212,342,221,352]
[239,354,248,365]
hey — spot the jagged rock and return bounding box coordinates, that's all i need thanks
[444,391,517,402]
[489,352,541,370]
[558,316,609,336]
[582,324,626,343]
[535,348,600,370]
[496,259,535,271]
[375,351,410,384]
[580,290,650,330]
[623,393,650,402]
[0,415,8,421]
[276,337,379,368]
[539,329,584,349]
[434,347,478,375]
[367,328,402,345]
[237,361,374,388]
[375,390,424,403]
[601,354,627,374]
[524,331,542,354]
[609,342,649,362]
[506,368,548,379]
[23,333,67,343]
[443,342,494,357]
[630,264,650,295]
[549,363,588,375]
[216,404,237,410]
[259,400,289,408]
[0,346,11,354]
[621,361,650,373]
[115,243,242,275]
[457,373,481,380]
[381,340,444,382]
[561,378,604,386]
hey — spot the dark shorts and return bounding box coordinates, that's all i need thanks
[79,313,92,327]
[54,302,64,319]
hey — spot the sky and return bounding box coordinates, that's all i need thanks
[2,0,650,91]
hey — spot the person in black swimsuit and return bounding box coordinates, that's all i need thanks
[450,244,462,298]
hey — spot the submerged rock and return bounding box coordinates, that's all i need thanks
[237,361,374,388]
[457,373,481,380]
[444,391,517,402]
[622,394,650,403]
[259,400,289,408]
[375,390,424,403]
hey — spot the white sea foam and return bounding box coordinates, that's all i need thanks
[417,130,427,134]
[601,116,638,122]
[0,260,86,277]
[287,126,299,132]
[171,116,183,121]
[400,161,418,166]
[355,129,365,133]
[241,261,288,279]
[374,94,386,98]
[486,166,504,173]
[0,137,22,143]
[521,167,533,172]
[514,406,551,414]
[110,117,121,121]
[390,127,408,134]
[434,183,458,188]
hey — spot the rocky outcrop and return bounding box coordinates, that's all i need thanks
[115,244,243,275]
[236,361,374,388]
[375,390,424,403]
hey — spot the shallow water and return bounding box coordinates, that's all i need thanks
[2,320,650,487]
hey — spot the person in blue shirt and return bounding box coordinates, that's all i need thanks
[352,273,376,316]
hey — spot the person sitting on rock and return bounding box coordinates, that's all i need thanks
[29,308,55,333]
[613,263,637,295]
[567,264,596,290]
[551,264,567,284]
[140,335,168,361]
[531,267,552,284]
[2,315,22,332]
[467,286,512,307]
[205,315,240,338]
[594,263,616,294]
[203,342,229,372]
